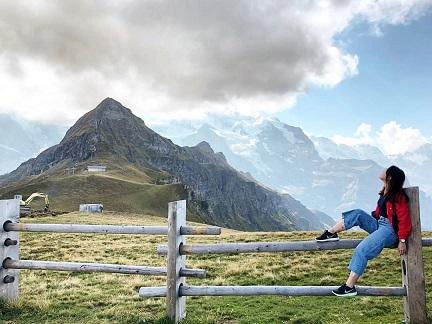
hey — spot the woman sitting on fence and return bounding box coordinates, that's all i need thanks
[315,165,412,297]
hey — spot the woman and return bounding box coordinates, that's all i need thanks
[315,165,412,297]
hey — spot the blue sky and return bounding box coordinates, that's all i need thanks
[277,12,432,141]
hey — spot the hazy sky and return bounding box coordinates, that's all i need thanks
[0,0,431,155]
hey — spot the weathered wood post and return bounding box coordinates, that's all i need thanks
[402,186,428,323]
[0,198,20,301]
[166,200,186,322]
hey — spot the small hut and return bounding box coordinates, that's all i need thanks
[79,204,104,213]
[87,165,107,172]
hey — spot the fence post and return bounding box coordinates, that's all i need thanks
[166,200,186,322]
[0,198,20,301]
[401,187,427,323]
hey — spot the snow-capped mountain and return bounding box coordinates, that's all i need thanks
[390,143,432,197]
[181,117,323,190]
[310,137,432,199]
[0,114,65,175]
[155,116,432,229]
[311,136,391,166]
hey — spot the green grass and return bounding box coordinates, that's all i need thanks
[0,161,187,218]
[0,212,431,323]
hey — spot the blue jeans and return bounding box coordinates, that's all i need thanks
[342,209,398,276]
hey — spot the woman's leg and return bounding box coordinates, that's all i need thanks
[333,226,391,296]
[328,219,345,234]
[346,271,360,288]
[329,209,377,234]
[333,217,398,296]
[348,222,396,278]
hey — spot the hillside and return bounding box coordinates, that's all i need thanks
[0,98,333,231]
[0,161,185,218]
[0,212,430,323]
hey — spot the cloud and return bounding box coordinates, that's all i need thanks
[332,121,429,155]
[0,0,430,125]
[332,123,375,146]
[376,121,428,155]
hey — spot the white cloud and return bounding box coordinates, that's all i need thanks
[359,0,432,25]
[377,121,428,155]
[332,121,429,155]
[332,123,375,146]
[0,0,430,125]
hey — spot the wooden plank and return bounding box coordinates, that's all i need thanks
[157,239,364,255]
[0,199,20,301]
[3,259,206,278]
[180,226,221,236]
[4,223,220,236]
[139,287,167,297]
[180,285,407,297]
[166,200,186,322]
[401,187,428,323]
[139,285,406,297]
[422,238,432,246]
[158,238,432,255]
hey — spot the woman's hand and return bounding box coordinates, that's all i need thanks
[398,241,407,255]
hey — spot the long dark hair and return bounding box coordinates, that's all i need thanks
[379,165,409,203]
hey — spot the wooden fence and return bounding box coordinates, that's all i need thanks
[145,187,430,323]
[0,200,218,304]
[1,187,430,323]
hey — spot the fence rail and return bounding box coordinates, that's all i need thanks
[2,259,206,278]
[140,285,407,297]
[158,238,432,255]
[3,222,221,236]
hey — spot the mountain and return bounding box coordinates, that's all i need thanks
[182,123,260,182]
[164,116,432,229]
[0,98,333,231]
[310,136,391,166]
[390,143,432,196]
[175,116,381,214]
[0,114,65,175]
[305,158,384,214]
[181,117,323,191]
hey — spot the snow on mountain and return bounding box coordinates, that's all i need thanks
[391,143,432,197]
[147,119,197,145]
[155,116,432,229]
[178,117,323,191]
[311,136,390,166]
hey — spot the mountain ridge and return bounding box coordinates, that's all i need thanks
[0,98,333,231]
[167,115,432,229]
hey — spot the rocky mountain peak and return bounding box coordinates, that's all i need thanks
[195,141,214,153]
[61,98,145,142]
[92,97,138,122]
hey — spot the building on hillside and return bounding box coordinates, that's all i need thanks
[87,165,107,172]
[157,176,181,184]
[79,203,104,213]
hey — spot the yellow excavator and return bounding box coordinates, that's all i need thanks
[19,193,50,215]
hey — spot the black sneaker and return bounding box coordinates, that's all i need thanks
[315,230,339,242]
[332,284,357,297]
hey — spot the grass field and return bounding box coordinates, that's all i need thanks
[0,212,431,323]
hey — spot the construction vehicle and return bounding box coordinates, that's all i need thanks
[19,193,50,216]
